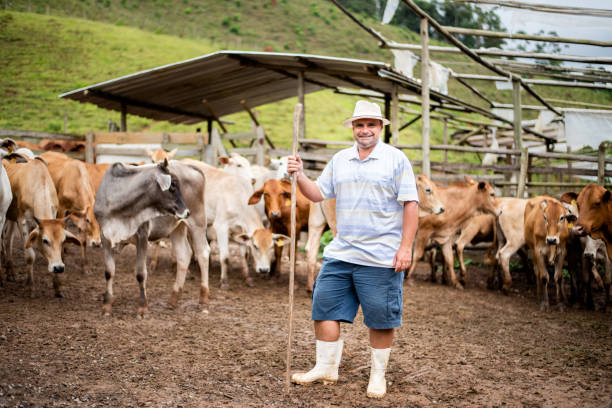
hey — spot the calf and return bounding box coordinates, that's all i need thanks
[248,179,311,277]
[41,151,101,273]
[523,196,576,311]
[571,184,612,259]
[84,162,112,195]
[3,157,81,297]
[487,197,529,294]
[94,160,190,316]
[406,178,499,289]
[183,159,277,289]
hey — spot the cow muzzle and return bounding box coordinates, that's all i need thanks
[572,224,586,236]
[435,206,445,214]
[257,267,270,275]
[546,237,559,245]
[270,211,281,219]
[176,208,190,219]
[51,264,65,274]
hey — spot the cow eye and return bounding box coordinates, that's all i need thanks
[425,188,432,194]
[543,215,548,222]
[86,218,91,224]
[42,238,50,246]
[253,243,258,250]
[237,164,242,167]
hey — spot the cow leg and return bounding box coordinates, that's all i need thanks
[272,244,283,278]
[533,250,549,311]
[149,242,161,273]
[553,252,567,312]
[189,226,210,311]
[101,239,116,316]
[80,232,89,275]
[582,256,595,310]
[20,220,36,297]
[427,248,437,283]
[305,224,325,293]
[441,242,462,290]
[168,223,191,310]
[135,225,150,317]
[214,223,231,290]
[406,232,428,285]
[237,244,254,287]
[497,240,521,295]
[3,220,16,282]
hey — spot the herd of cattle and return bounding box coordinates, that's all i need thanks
[0,139,609,315]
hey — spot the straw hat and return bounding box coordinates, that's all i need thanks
[342,100,390,127]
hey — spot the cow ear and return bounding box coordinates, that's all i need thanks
[157,158,169,171]
[64,229,82,246]
[156,173,172,191]
[25,229,39,249]
[234,233,251,244]
[218,156,229,166]
[248,188,264,205]
[539,199,548,210]
[272,234,290,246]
[560,192,578,204]
[465,176,477,185]
[167,148,178,159]
[603,190,611,203]
[477,181,486,191]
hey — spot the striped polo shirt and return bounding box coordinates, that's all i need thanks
[315,140,419,268]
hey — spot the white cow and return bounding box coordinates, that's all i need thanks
[182,159,284,289]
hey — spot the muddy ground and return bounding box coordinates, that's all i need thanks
[0,241,610,408]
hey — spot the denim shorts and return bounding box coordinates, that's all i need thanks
[311,257,404,330]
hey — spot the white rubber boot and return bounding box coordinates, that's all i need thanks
[291,339,343,385]
[366,347,391,399]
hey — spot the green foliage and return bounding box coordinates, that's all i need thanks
[454,257,474,269]
[318,230,333,259]
[563,268,571,279]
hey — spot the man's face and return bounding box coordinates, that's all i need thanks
[352,118,382,150]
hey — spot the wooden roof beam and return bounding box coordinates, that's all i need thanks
[451,0,612,18]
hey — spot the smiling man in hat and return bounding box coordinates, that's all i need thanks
[287,100,419,398]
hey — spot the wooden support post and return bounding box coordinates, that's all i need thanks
[598,142,607,185]
[517,147,529,198]
[512,76,522,150]
[198,132,207,162]
[85,131,94,164]
[384,94,391,143]
[120,103,127,132]
[297,71,306,140]
[391,83,399,145]
[207,119,213,139]
[443,119,448,174]
[504,146,512,197]
[255,125,265,166]
[420,17,431,178]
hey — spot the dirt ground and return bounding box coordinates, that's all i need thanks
[0,241,610,408]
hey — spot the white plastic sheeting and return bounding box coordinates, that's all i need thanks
[429,61,451,95]
[391,49,419,78]
[564,109,612,150]
[381,0,400,25]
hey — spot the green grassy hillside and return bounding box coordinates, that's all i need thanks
[1,1,611,159]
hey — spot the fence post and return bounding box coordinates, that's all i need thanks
[598,142,606,185]
[85,131,94,163]
[255,125,265,166]
[517,147,529,198]
[198,132,207,162]
[420,17,431,178]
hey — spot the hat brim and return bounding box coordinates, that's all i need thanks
[342,115,391,127]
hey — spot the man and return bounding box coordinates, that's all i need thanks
[287,100,419,398]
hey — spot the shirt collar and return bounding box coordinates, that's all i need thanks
[350,139,384,161]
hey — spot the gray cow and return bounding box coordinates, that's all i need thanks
[95,160,196,317]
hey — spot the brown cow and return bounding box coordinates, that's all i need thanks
[84,162,112,195]
[2,158,81,297]
[248,179,310,277]
[406,178,499,289]
[523,196,576,311]
[41,152,101,273]
[570,184,612,259]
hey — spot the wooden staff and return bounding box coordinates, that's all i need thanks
[285,103,302,392]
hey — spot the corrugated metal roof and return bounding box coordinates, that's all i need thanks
[59,51,439,125]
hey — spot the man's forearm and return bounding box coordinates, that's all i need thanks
[400,201,419,249]
[296,172,324,202]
